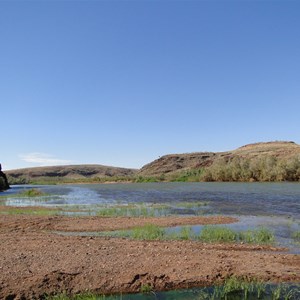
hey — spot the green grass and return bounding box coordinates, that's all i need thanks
[0,188,48,199]
[140,284,152,293]
[199,226,274,244]
[292,231,300,241]
[46,280,300,300]
[95,201,210,218]
[196,277,300,300]
[131,224,165,240]
[199,226,237,243]
[111,224,274,245]
[174,201,209,208]
[238,227,275,244]
[18,188,48,197]
[168,226,196,240]
[46,293,102,300]
[0,207,62,216]
[96,204,168,217]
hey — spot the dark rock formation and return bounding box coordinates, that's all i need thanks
[0,164,10,191]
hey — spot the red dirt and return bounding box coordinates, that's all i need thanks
[0,214,299,299]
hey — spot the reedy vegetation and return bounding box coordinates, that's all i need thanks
[46,278,300,300]
[201,155,300,182]
[117,224,275,244]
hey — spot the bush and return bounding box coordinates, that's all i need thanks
[201,155,300,182]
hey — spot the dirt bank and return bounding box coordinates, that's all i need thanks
[0,212,237,232]
[0,214,299,299]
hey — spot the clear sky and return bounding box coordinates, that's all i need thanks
[1,0,300,170]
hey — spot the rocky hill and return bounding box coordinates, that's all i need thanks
[139,141,300,179]
[6,164,138,184]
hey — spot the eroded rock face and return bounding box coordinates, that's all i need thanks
[0,164,10,191]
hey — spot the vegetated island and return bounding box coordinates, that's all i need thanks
[6,141,300,185]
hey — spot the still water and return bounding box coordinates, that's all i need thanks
[3,182,300,219]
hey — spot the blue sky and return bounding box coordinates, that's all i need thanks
[1,1,300,170]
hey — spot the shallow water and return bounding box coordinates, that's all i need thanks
[95,283,300,300]
[2,182,300,218]
[4,182,296,254]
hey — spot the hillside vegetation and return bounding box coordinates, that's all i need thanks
[5,141,300,184]
[138,141,300,182]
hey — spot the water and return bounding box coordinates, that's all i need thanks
[4,182,297,253]
[2,182,300,219]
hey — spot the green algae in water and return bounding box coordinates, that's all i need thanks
[47,283,300,300]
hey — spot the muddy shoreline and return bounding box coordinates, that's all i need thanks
[0,213,300,299]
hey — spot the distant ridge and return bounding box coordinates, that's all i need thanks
[6,164,137,183]
[6,141,300,183]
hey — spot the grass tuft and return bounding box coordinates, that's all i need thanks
[131,224,165,240]
[292,231,300,240]
[199,226,274,244]
[199,226,237,243]
[238,227,275,244]
[18,188,47,197]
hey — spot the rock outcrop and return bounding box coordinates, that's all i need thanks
[0,164,10,191]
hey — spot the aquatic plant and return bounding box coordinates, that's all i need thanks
[239,227,275,244]
[292,231,300,241]
[208,278,300,300]
[47,292,99,300]
[131,224,165,240]
[46,280,300,300]
[18,188,47,197]
[199,226,274,244]
[96,204,168,218]
[174,201,209,208]
[0,207,62,216]
[178,226,195,240]
[140,283,152,293]
[199,226,237,243]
